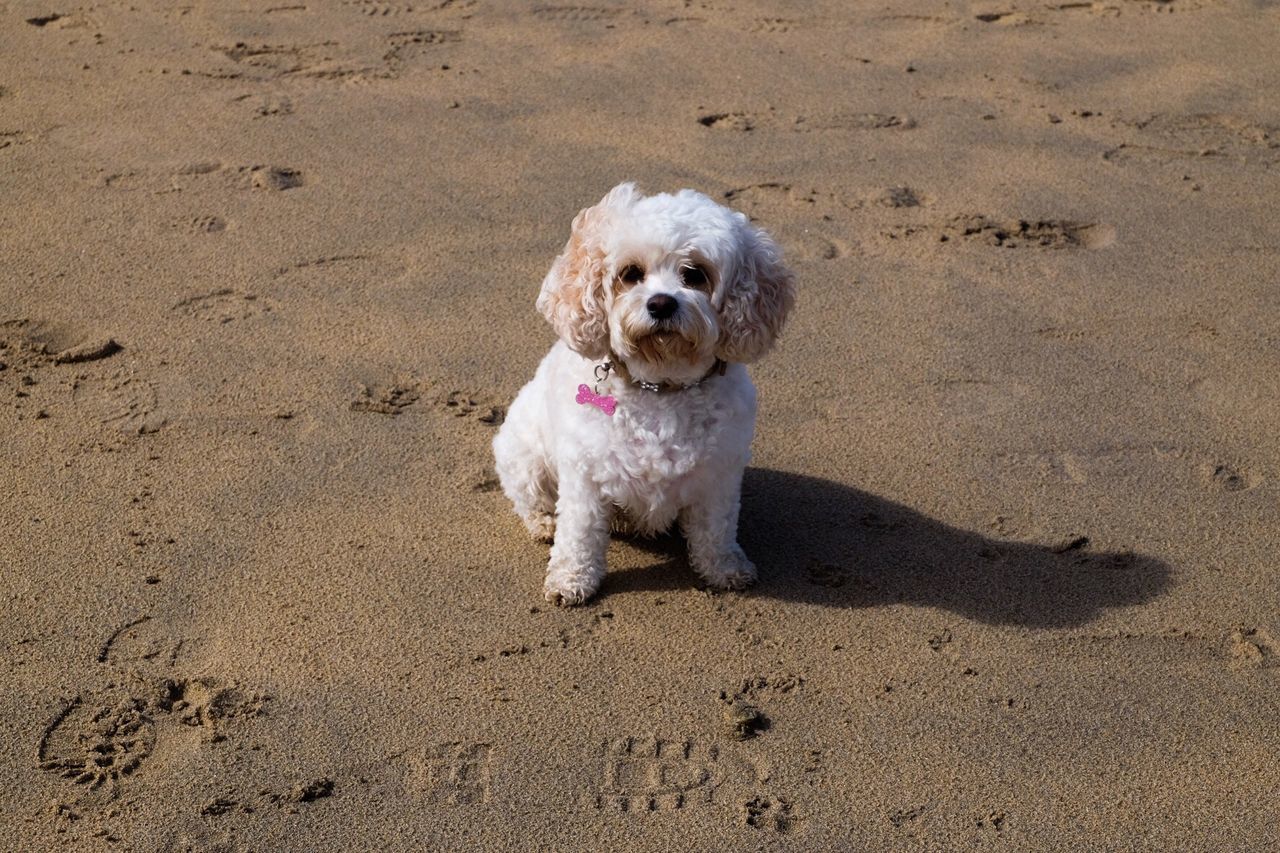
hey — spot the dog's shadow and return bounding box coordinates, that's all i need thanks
[604,467,1172,628]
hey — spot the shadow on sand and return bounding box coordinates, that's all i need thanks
[602,467,1172,628]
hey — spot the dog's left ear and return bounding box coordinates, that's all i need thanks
[715,220,796,363]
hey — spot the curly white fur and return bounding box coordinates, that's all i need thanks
[493,183,795,605]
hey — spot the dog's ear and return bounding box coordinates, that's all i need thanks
[715,220,795,363]
[537,183,639,360]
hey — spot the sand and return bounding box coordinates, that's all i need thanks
[2,0,1279,849]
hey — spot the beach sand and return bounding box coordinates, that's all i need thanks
[2,0,1279,849]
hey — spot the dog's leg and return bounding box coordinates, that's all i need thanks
[493,418,557,543]
[544,473,610,605]
[680,478,757,591]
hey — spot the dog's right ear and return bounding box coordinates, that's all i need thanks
[536,183,639,360]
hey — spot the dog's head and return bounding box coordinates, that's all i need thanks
[536,182,795,386]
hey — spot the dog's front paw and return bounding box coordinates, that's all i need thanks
[543,557,603,606]
[695,548,758,592]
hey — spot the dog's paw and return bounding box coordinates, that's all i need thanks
[696,548,758,592]
[543,558,603,606]
[523,512,555,544]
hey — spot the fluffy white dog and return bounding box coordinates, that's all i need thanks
[493,182,795,605]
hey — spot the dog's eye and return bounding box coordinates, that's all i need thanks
[619,264,645,284]
[680,264,710,289]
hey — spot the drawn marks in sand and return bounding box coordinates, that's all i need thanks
[578,735,795,827]
[589,737,726,811]
[390,733,798,827]
[411,742,494,804]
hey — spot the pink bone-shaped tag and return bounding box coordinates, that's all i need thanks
[576,384,616,416]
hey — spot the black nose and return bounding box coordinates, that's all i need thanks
[646,294,678,320]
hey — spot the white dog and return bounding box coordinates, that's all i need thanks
[493,182,795,605]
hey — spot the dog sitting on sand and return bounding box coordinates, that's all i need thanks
[493,183,795,605]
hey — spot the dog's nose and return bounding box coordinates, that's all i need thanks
[646,294,678,320]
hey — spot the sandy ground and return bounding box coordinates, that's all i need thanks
[2,0,1279,849]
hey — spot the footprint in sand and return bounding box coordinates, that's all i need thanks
[250,165,305,190]
[38,615,271,809]
[38,695,156,793]
[2,320,133,424]
[345,1,408,16]
[25,11,96,30]
[1229,628,1278,669]
[383,30,463,74]
[974,11,1037,25]
[351,379,422,414]
[171,214,227,234]
[788,231,853,261]
[746,17,802,33]
[531,6,630,24]
[698,110,914,135]
[439,389,505,424]
[806,561,851,588]
[98,616,184,668]
[724,183,856,224]
[215,42,343,80]
[872,185,931,209]
[1200,461,1261,493]
[0,319,122,367]
[0,129,35,152]
[72,370,168,435]
[1104,113,1279,167]
[237,92,294,118]
[883,214,1115,250]
[353,384,504,424]
[725,183,823,215]
[993,444,1263,492]
[743,795,797,832]
[793,111,916,133]
[349,376,504,422]
[99,162,304,194]
[174,289,275,324]
[471,470,501,492]
[698,112,758,132]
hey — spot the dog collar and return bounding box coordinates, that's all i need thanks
[601,356,727,393]
[575,357,726,416]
